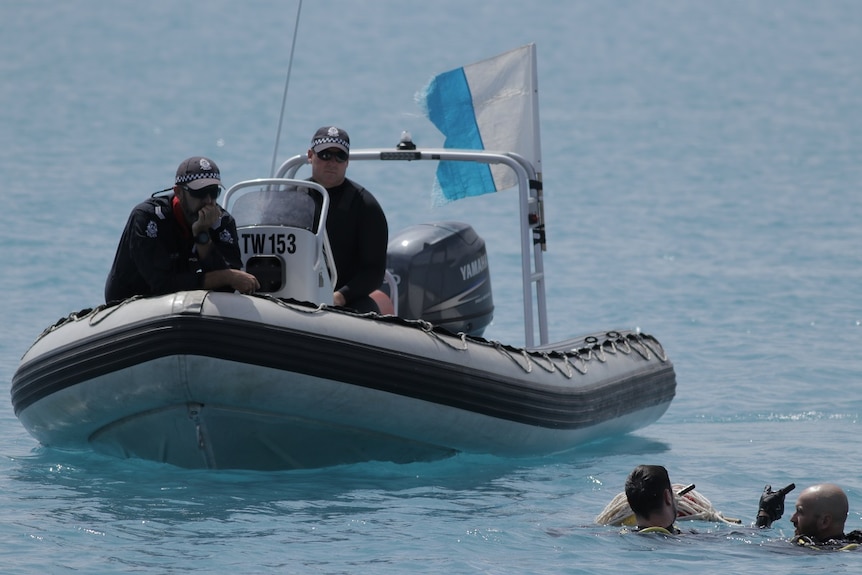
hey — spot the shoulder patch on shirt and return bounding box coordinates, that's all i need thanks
[218,229,234,244]
[146,221,158,238]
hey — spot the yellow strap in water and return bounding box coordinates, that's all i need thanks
[637,526,675,535]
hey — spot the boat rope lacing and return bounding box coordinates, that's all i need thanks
[563,354,587,376]
[87,296,146,326]
[263,297,671,378]
[480,330,668,378]
[32,294,669,382]
[489,344,570,376]
[539,351,571,376]
[32,296,143,340]
[257,293,329,314]
[19,299,129,356]
[595,484,741,527]
[417,319,469,350]
[492,343,533,373]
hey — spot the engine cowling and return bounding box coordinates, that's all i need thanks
[386,221,493,336]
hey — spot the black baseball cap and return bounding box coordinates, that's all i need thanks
[310,126,350,154]
[175,156,221,190]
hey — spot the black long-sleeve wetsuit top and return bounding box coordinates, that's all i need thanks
[104,194,242,303]
[316,177,388,307]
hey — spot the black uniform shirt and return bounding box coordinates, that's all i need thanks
[316,178,388,306]
[104,195,242,302]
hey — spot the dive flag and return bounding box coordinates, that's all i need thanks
[417,43,541,204]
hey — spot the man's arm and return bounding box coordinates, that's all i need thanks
[198,213,259,293]
[337,191,389,305]
[201,268,259,293]
[196,211,244,271]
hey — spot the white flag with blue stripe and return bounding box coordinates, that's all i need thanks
[417,44,541,204]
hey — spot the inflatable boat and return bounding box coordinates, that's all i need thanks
[10,145,676,470]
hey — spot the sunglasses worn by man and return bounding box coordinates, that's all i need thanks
[316,149,349,163]
[184,184,221,200]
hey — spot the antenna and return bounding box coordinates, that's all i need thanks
[270,0,304,177]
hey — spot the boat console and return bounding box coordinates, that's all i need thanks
[224,178,336,304]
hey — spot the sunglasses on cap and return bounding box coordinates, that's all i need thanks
[316,149,349,163]
[183,184,221,200]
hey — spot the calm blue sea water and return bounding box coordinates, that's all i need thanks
[2,1,861,572]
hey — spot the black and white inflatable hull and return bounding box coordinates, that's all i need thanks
[11,290,675,470]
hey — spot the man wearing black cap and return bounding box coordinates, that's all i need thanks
[308,126,390,313]
[104,156,260,302]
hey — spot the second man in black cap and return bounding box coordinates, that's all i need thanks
[307,126,390,313]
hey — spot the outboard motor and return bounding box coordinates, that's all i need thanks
[386,221,493,336]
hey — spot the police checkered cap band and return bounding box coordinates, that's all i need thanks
[175,156,221,190]
[311,126,350,154]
